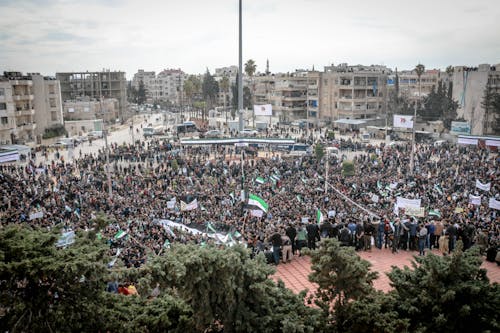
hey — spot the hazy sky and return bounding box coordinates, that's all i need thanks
[1,0,499,79]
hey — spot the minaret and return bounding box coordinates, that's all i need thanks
[266,59,270,75]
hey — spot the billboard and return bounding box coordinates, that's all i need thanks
[253,104,272,116]
[450,121,471,135]
[393,115,414,129]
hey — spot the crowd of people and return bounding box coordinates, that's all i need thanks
[1,131,499,270]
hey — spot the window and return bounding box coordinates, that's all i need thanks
[0,103,6,110]
[1,117,8,125]
[0,88,4,96]
[49,98,56,108]
[48,85,55,94]
[51,111,58,121]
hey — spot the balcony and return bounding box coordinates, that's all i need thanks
[18,123,37,131]
[0,123,13,130]
[282,95,306,101]
[13,94,34,101]
[17,109,35,116]
[11,80,33,86]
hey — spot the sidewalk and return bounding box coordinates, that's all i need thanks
[272,248,500,294]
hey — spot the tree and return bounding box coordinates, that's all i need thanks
[245,59,257,125]
[202,69,219,121]
[388,245,500,333]
[220,75,230,123]
[136,244,322,332]
[481,87,500,135]
[314,142,325,160]
[137,80,147,105]
[307,239,378,330]
[341,160,355,176]
[414,64,425,113]
[421,80,458,129]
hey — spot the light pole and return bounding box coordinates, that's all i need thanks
[238,0,244,132]
[324,151,329,194]
[410,64,424,176]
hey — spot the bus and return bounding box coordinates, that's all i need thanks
[175,122,198,134]
[288,144,312,156]
[143,127,154,138]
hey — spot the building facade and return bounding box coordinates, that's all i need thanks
[63,98,119,124]
[270,71,308,122]
[0,72,37,145]
[56,70,127,122]
[451,64,500,135]
[31,74,64,140]
[320,64,390,121]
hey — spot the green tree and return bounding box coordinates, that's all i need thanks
[307,239,378,330]
[137,80,147,105]
[388,245,500,333]
[314,142,325,160]
[220,75,230,122]
[202,69,219,121]
[245,59,257,124]
[481,87,500,135]
[341,160,355,176]
[139,244,321,332]
[421,80,458,129]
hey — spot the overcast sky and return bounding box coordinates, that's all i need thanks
[1,0,499,79]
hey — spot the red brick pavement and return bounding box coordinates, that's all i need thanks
[272,248,500,294]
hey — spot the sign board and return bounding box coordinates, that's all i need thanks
[404,207,425,217]
[450,121,471,135]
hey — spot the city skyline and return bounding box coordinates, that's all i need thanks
[1,0,499,79]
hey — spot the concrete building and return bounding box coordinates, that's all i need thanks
[131,69,186,105]
[30,74,64,140]
[56,70,127,122]
[320,64,390,121]
[270,71,309,122]
[132,69,155,89]
[306,71,321,124]
[0,72,36,145]
[451,64,500,135]
[63,98,118,124]
[396,69,441,101]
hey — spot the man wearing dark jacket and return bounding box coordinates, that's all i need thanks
[306,221,320,249]
[286,224,297,255]
[269,231,283,265]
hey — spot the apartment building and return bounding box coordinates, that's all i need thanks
[131,69,186,105]
[56,70,127,122]
[452,64,500,135]
[270,71,309,122]
[0,72,37,145]
[396,69,441,101]
[320,64,390,120]
[31,74,64,139]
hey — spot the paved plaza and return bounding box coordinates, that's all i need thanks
[273,248,500,294]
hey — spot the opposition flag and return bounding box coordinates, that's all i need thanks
[476,180,491,191]
[248,194,269,212]
[428,209,442,218]
[255,177,266,184]
[114,230,127,239]
[316,209,324,224]
[253,104,272,116]
[393,115,414,129]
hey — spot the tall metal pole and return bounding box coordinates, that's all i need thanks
[99,78,113,199]
[238,0,244,132]
[324,153,329,194]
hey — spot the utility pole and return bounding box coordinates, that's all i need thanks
[99,77,113,199]
[238,0,244,132]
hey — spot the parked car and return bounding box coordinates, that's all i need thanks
[205,130,222,138]
[87,131,103,139]
[238,129,258,137]
[50,138,75,149]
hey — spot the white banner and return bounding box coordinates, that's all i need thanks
[485,139,500,147]
[476,180,491,191]
[250,209,263,218]
[180,199,198,211]
[167,200,176,209]
[469,194,481,205]
[457,137,478,145]
[29,211,44,220]
[405,207,425,217]
[253,104,272,116]
[489,197,500,210]
[396,197,421,209]
[371,194,379,203]
[393,115,414,129]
